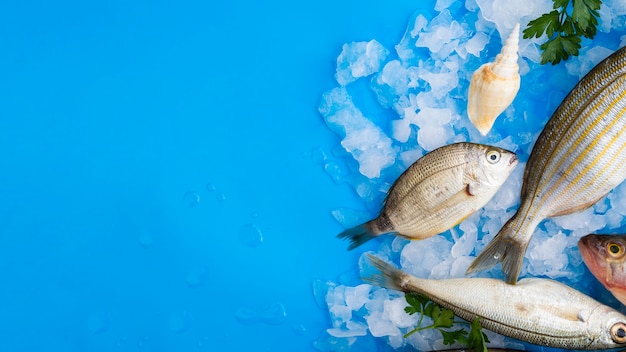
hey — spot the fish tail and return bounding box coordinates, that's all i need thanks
[336,220,384,250]
[362,254,408,292]
[466,221,529,284]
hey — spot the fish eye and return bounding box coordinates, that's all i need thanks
[607,242,624,258]
[611,322,626,343]
[486,150,501,164]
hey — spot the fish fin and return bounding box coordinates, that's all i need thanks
[362,254,408,292]
[467,180,492,197]
[466,232,528,284]
[337,221,387,250]
[466,182,476,196]
[430,187,475,217]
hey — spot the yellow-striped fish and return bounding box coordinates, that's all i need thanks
[338,142,518,249]
[467,46,626,284]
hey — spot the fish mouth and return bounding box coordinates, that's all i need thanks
[579,235,594,249]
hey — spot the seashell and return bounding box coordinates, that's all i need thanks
[467,23,521,136]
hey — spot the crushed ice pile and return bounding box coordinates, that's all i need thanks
[315,0,626,351]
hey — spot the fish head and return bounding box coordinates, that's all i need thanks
[467,144,518,193]
[587,305,626,349]
[579,234,626,291]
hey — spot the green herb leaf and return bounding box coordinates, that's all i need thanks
[433,307,455,328]
[404,306,418,315]
[554,0,570,8]
[539,34,582,65]
[424,301,436,319]
[404,292,427,315]
[523,0,602,64]
[440,328,468,346]
[573,0,601,34]
[403,294,487,349]
[405,293,428,309]
[468,318,490,352]
[523,10,560,39]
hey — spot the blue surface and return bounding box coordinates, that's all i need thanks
[0,0,429,351]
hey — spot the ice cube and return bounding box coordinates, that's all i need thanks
[366,311,401,337]
[335,40,390,86]
[319,87,396,178]
[345,284,371,311]
[384,297,418,328]
[465,31,490,57]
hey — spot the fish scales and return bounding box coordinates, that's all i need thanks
[468,46,626,284]
[433,350,527,352]
[337,143,518,249]
[368,255,626,350]
[420,280,595,348]
[530,76,626,217]
[385,144,469,211]
[524,48,626,210]
[387,144,474,234]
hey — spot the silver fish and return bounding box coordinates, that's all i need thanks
[366,255,626,350]
[337,142,518,249]
[432,350,524,352]
[467,46,626,284]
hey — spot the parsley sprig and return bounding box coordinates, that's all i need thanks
[523,0,602,65]
[404,293,489,351]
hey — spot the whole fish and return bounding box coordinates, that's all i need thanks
[432,349,626,352]
[432,350,524,352]
[337,142,518,249]
[579,234,626,306]
[366,255,626,350]
[467,46,626,284]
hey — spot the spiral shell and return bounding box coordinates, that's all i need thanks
[467,23,521,136]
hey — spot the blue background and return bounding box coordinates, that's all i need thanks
[0,0,430,351]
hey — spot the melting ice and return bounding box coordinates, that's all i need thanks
[317,0,626,351]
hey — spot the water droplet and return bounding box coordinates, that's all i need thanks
[262,302,287,325]
[493,253,501,260]
[235,307,261,325]
[235,303,286,326]
[331,208,370,228]
[216,192,226,202]
[138,231,154,249]
[250,211,259,219]
[292,323,306,336]
[239,224,263,247]
[311,147,328,164]
[206,182,216,192]
[324,160,345,184]
[183,191,200,208]
[185,266,209,289]
[169,310,193,333]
